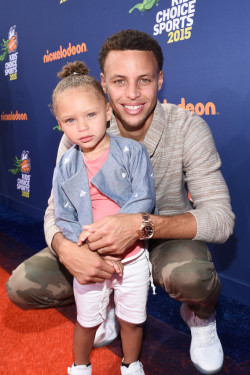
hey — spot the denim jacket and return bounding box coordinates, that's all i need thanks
[53,133,156,243]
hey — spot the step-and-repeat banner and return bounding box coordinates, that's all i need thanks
[0,0,249,304]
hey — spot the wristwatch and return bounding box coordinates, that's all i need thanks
[138,212,155,240]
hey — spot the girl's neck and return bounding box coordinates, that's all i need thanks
[81,133,110,160]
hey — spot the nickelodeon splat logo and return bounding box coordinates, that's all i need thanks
[0,25,18,80]
[163,98,218,116]
[9,151,31,198]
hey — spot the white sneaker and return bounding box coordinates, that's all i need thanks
[181,303,224,374]
[67,363,92,375]
[121,360,145,375]
[93,300,120,347]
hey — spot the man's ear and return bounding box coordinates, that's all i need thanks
[106,102,112,121]
[100,73,107,94]
[158,70,164,91]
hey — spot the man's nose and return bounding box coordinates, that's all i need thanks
[125,81,140,99]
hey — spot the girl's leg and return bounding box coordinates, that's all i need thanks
[117,317,143,365]
[73,321,99,365]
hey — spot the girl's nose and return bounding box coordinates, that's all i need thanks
[77,119,88,131]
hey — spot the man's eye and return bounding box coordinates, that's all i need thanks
[140,78,150,84]
[114,79,125,85]
[87,112,96,118]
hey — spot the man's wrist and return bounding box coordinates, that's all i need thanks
[137,212,155,239]
[51,232,67,257]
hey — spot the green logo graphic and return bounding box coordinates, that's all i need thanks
[9,156,22,175]
[0,26,18,63]
[0,39,10,62]
[9,151,31,175]
[53,124,62,132]
[129,0,159,13]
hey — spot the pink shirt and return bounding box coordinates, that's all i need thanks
[83,149,143,261]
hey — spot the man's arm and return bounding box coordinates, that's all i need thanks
[83,211,196,255]
[85,112,234,254]
[52,232,116,284]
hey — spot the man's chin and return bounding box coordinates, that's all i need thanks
[120,120,146,133]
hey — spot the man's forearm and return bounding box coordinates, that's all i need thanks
[51,232,68,258]
[151,212,197,239]
[85,212,197,255]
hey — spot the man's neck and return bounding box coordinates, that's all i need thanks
[117,126,145,143]
[115,115,153,143]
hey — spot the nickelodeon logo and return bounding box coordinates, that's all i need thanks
[43,42,87,63]
[1,110,28,121]
[163,98,218,116]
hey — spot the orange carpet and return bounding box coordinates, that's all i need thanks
[0,267,122,375]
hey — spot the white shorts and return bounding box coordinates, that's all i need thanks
[73,251,150,327]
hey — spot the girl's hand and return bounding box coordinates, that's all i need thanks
[78,229,96,246]
[105,259,124,277]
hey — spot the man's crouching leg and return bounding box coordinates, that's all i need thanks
[150,239,223,374]
[6,247,119,346]
[6,247,74,310]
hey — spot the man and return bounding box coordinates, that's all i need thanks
[7,29,235,374]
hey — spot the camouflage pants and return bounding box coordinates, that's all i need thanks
[6,240,221,319]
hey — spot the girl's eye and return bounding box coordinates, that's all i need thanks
[87,112,96,118]
[66,118,75,124]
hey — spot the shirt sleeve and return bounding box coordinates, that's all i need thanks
[52,158,83,245]
[119,143,156,215]
[183,113,235,243]
[44,134,73,255]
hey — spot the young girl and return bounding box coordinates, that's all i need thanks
[51,61,156,375]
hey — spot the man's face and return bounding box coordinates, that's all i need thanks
[101,50,163,135]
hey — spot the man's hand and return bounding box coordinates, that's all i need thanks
[82,213,141,256]
[52,233,116,284]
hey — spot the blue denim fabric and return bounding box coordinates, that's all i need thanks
[53,133,156,243]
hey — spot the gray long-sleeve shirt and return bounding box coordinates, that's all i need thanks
[44,101,235,251]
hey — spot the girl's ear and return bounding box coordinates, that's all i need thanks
[106,102,112,121]
[56,119,63,131]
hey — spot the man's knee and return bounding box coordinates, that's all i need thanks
[166,257,221,302]
[150,240,221,303]
[6,248,74,310]
[6,262,34,310]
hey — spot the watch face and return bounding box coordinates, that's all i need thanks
[142,225,154,239]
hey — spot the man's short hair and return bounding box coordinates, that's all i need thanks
[98,29,164,72]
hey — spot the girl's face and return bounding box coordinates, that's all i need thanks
[56,87,112,155]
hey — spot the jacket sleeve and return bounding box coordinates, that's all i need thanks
[183,113,235,243]
[44,134,73,254]
[52,160,83,244]
[119,144,156,215]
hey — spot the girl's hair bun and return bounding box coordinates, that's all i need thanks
[57,61,90,79]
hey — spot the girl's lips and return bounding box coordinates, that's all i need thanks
[80,136,93,143]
